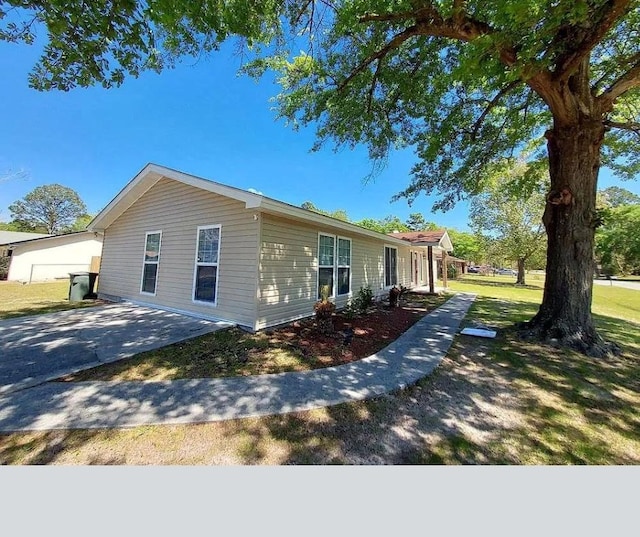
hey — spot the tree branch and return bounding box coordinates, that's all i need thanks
[359,10,423,24]
[366,58,383,114]
[554,0,632,82]
[599,59,640,103]
[470,80,521,140]
[603,119,640,133]
[337,25,420,92]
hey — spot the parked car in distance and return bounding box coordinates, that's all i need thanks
[496,268,517,276]
[467,266,480,273]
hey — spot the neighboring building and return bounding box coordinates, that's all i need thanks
[89,163,453,331]
[3,231,104,282]
[0,231,51,257]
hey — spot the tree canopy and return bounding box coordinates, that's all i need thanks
[301,201,350,221]
[599,186,640,208]
[2,1,637,206]
[447,229,483,264]
[8,184,87,234]
[405,212,438,231]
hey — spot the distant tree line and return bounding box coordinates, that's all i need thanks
[1,184,92,235]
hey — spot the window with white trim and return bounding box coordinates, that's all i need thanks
[141,231,162,295]
[317,234,352,299]
[318,233,335,299]
[193,225,221,304]
[384,246,398,287]
[337,237,351,296]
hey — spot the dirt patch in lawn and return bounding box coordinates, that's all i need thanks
[62,292,450,382]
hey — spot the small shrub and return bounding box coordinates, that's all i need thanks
[389,285,409,307]
[356,285,374,311]
[314,298,335,334]
[342,300,358,319]
[313,299,335,319]
[342,285,374,319]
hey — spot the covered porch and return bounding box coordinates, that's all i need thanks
[387,230,455,294]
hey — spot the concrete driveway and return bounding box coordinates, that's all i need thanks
[0,303,232,396]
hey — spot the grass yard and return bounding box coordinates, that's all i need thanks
[0,280,102,320]
[447,274,640,324]
[0,274,638,465]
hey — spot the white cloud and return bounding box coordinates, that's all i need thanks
[247,188,263,195]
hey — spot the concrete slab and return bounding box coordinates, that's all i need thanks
[0,293,476,432]
[0,303,232,396]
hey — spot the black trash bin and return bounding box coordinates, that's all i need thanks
[68,271,99,301]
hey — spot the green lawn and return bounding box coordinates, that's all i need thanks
[0,281,101,320]
[449,274,640,324]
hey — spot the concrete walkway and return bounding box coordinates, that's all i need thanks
[0,293,476,432]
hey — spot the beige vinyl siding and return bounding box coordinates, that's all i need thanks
[256,214,411,329]
[98,177,258,327]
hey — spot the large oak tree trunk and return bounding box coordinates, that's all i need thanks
[521,119,617,357]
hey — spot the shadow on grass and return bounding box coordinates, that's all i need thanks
[1,297,638,465]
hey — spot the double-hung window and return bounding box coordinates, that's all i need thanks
[318,234,335,299]
[141,231,162,295]
[337,237,351,296]
[317,234,351,299]
[384,246,398,287]
[193,225,221,304]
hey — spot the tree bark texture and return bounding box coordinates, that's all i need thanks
[516,258,526,285]
[522,119,617,356]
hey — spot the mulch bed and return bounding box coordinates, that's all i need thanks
[260,293,446,367]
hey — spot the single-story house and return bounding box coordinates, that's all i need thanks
[3,231,104,283]
[89,163,453,331]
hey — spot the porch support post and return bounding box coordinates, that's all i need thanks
[428,246,435,294]
[442,250,448,288]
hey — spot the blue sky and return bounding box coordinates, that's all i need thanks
[1,40,638,233]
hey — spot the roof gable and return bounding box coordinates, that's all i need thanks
[89,163,414,247]
[89,163,263,231]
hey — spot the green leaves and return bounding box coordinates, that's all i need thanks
[8,183,87,234]
[596,204,640,274]
[469,160,547,268]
